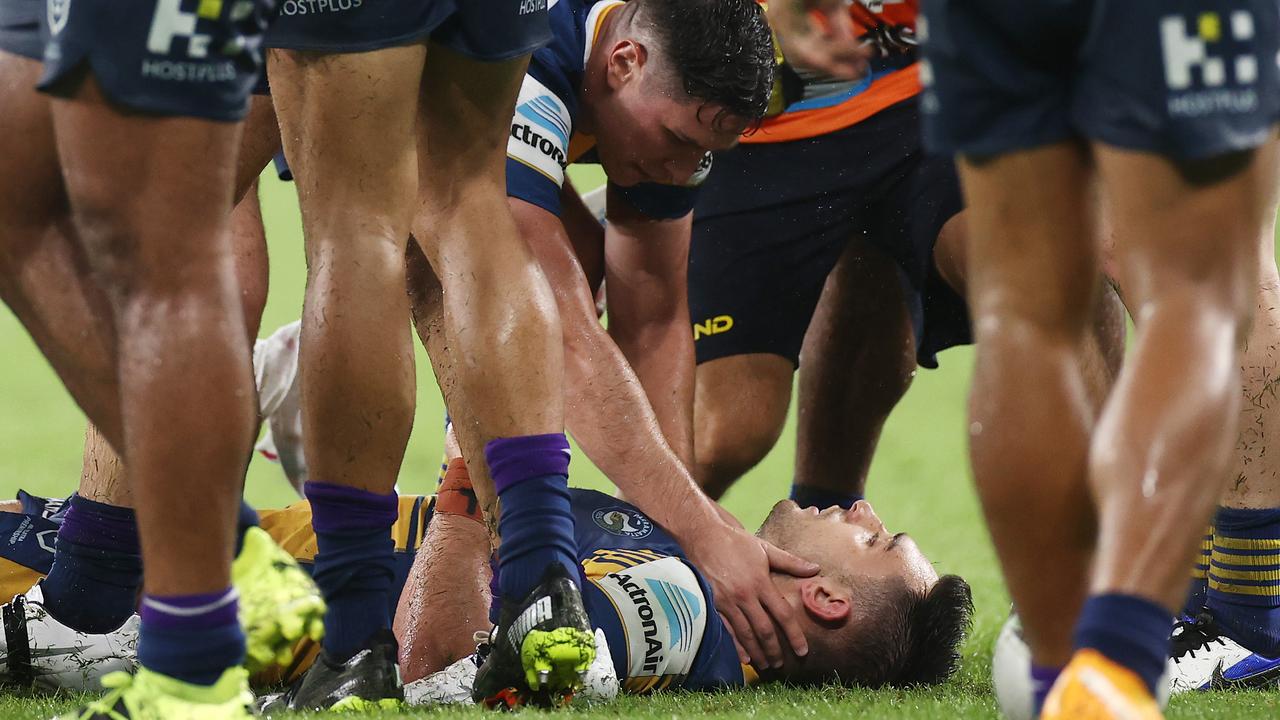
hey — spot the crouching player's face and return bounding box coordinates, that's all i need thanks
[592,40,747,188]
[754,500,972,688]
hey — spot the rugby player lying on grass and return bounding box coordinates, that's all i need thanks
[392,452,973,701]
[0,464,973,700]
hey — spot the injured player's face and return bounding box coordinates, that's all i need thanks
[758,500,938,596]
[754,500,972,688]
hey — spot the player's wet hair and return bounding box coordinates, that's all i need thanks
[773,574,974,689]
[626,0,776,128]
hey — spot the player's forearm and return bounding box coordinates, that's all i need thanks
[609,314,695,467]
[563,321,721,535]
[394,513,493,684]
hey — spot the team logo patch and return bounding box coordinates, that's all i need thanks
[592,507,653,539]
[1160,11,1262,118]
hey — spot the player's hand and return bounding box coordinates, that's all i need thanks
[685,521,819,668]
[768,0,869,80]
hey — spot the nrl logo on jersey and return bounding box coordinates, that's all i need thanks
[592,507,654,539]
[47,0,70,36]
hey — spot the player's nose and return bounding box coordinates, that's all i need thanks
[847,499,886,530]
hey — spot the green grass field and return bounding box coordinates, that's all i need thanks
[2,170,1279,718]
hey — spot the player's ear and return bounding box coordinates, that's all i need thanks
[799,578,851,623]
[606,40,647,89]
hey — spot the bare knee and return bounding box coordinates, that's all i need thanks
[694,356,792,499]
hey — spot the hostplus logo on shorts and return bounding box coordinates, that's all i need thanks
[143,0,244,81]
[280,0,362,17]
[518,0,546,15]
[1161,11,1263,117]
[592,507,654,539]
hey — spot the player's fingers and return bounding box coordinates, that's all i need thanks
[722,604,765,667]
[762,580,810,658]
[719,612,750,665]
[741,598,785,668]
[825,8,857,41]
[763,541,820,577]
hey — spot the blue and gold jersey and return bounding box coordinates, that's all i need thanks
[505,0,705,219]
[0,493,65,602]
[1,490,744,693]
[570,489,745,692]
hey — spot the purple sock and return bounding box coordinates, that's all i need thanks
[41,495,142,633]
[1074,593,1171,694]
[138,589,245,685]
[487,434,578,600]
[305,482,399,661]
[1030,664,1061,714]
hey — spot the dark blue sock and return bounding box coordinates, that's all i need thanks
[1184,524,1213,617]
[305,482,398,662]
[488,434,578,600]
[40,495,142,633]
[1030,664,1061,715]
[1074,593,1171,694]
[1206,507,1280,655]
[235,499,259,556]
[138,589,245,686]
[789,484,861,510]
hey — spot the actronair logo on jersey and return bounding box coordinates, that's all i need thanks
[1161,11,1264,118]
[592,556,707,686]
[508,76,573,186]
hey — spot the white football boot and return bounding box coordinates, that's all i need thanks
[404,627,618,706]
[1168,613,1280,693]
[0,583,139,690]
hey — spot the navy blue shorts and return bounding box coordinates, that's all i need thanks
[37,0,275,121]
[0,0,43,60]
[920,0,1280,159]
[689,99,971,370]
[267,0,550,60]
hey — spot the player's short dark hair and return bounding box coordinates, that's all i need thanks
[627,0,776,126]
[777,574,974,689]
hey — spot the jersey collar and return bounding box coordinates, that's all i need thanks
[583,0,626,69]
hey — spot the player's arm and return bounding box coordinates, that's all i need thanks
[512,197,820,669]
[394,465,493,684]
[601,185,695,466]
[766,0,868,80]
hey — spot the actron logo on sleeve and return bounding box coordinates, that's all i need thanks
[508,75,572,186]
[589,555,708,692]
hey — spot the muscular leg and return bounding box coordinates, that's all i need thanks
[50,72,255,690]
[959,143,1099,668]
[412,48,579,612]
[270,47,422,495]
[269,45,423,662]
[411,47,563,519]
[0,51,119,441]
[692,354,792,501]
[1089,144,1270,609]
[793,240,916,501]
[1199,201,1280,654]
[1225,207,1280,508]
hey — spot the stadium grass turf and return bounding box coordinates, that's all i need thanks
[2,169,1278,718]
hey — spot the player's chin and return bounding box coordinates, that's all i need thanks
[757,499,803,537]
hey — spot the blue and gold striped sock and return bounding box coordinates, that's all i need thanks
[1207,507,1280,656]
[1184,524,1213,617]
